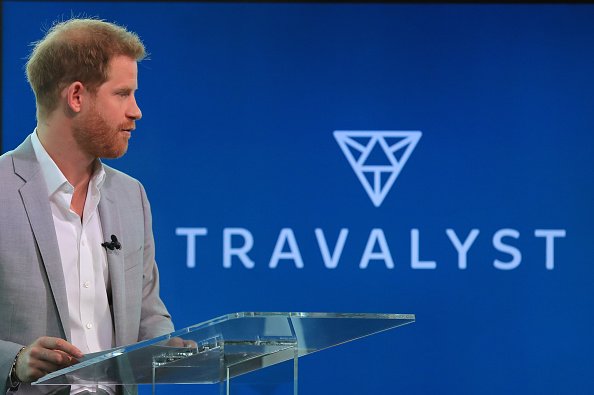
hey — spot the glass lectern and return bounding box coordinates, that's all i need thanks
[34,312,415,394]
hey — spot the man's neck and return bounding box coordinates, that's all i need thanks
[36,120,95,188]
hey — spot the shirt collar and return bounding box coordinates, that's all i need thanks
[30,129,106,197]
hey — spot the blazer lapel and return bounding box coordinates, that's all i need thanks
[98,185,126,347]
[13,137,72,340]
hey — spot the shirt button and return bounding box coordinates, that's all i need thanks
[83,281,91,288]
[86,323,93,329]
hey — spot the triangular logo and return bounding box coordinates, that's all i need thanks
[334,130,422,207]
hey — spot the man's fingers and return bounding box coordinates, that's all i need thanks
[165,337,184,347]
[30,347,75,366]
[37,337,83,359]
[15,337,83,383]
[55,350,78,366]
[183,340,198,348]
[165,337,198,348]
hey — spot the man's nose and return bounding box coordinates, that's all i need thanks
[127,95,142,120]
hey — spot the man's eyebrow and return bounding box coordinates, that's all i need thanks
[114,87,134,94]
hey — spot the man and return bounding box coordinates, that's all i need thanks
[0,19,174,394]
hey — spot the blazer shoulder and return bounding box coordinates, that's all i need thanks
[101,164,149,202]
[103,164,142,187]
[0,150,19,181]
[0,149,15,169]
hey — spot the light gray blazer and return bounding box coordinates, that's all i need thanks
[0,136,174,394]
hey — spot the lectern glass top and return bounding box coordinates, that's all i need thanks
[34,312,414,386]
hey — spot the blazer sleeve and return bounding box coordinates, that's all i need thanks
[0,341,24,394]
[136,182,175,341]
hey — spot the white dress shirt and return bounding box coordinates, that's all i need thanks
[31,131,114,394]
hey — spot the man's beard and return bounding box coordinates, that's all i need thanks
[73,103,132,159]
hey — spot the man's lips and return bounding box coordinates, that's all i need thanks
[120,125,135,136]
[120,127,133,139]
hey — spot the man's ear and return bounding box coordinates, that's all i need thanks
[64,81,86,113]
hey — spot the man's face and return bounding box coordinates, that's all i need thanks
[73,56,142,159]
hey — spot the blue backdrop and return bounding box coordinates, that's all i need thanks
[3,2,594,394]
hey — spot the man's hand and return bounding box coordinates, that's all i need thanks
[165,337,198,348]
[14,337,83,383]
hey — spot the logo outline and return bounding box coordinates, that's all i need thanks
[334,130,422,207]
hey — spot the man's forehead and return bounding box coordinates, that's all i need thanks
[105,56,139,84]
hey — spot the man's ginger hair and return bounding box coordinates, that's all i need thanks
[26,18,146,120]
